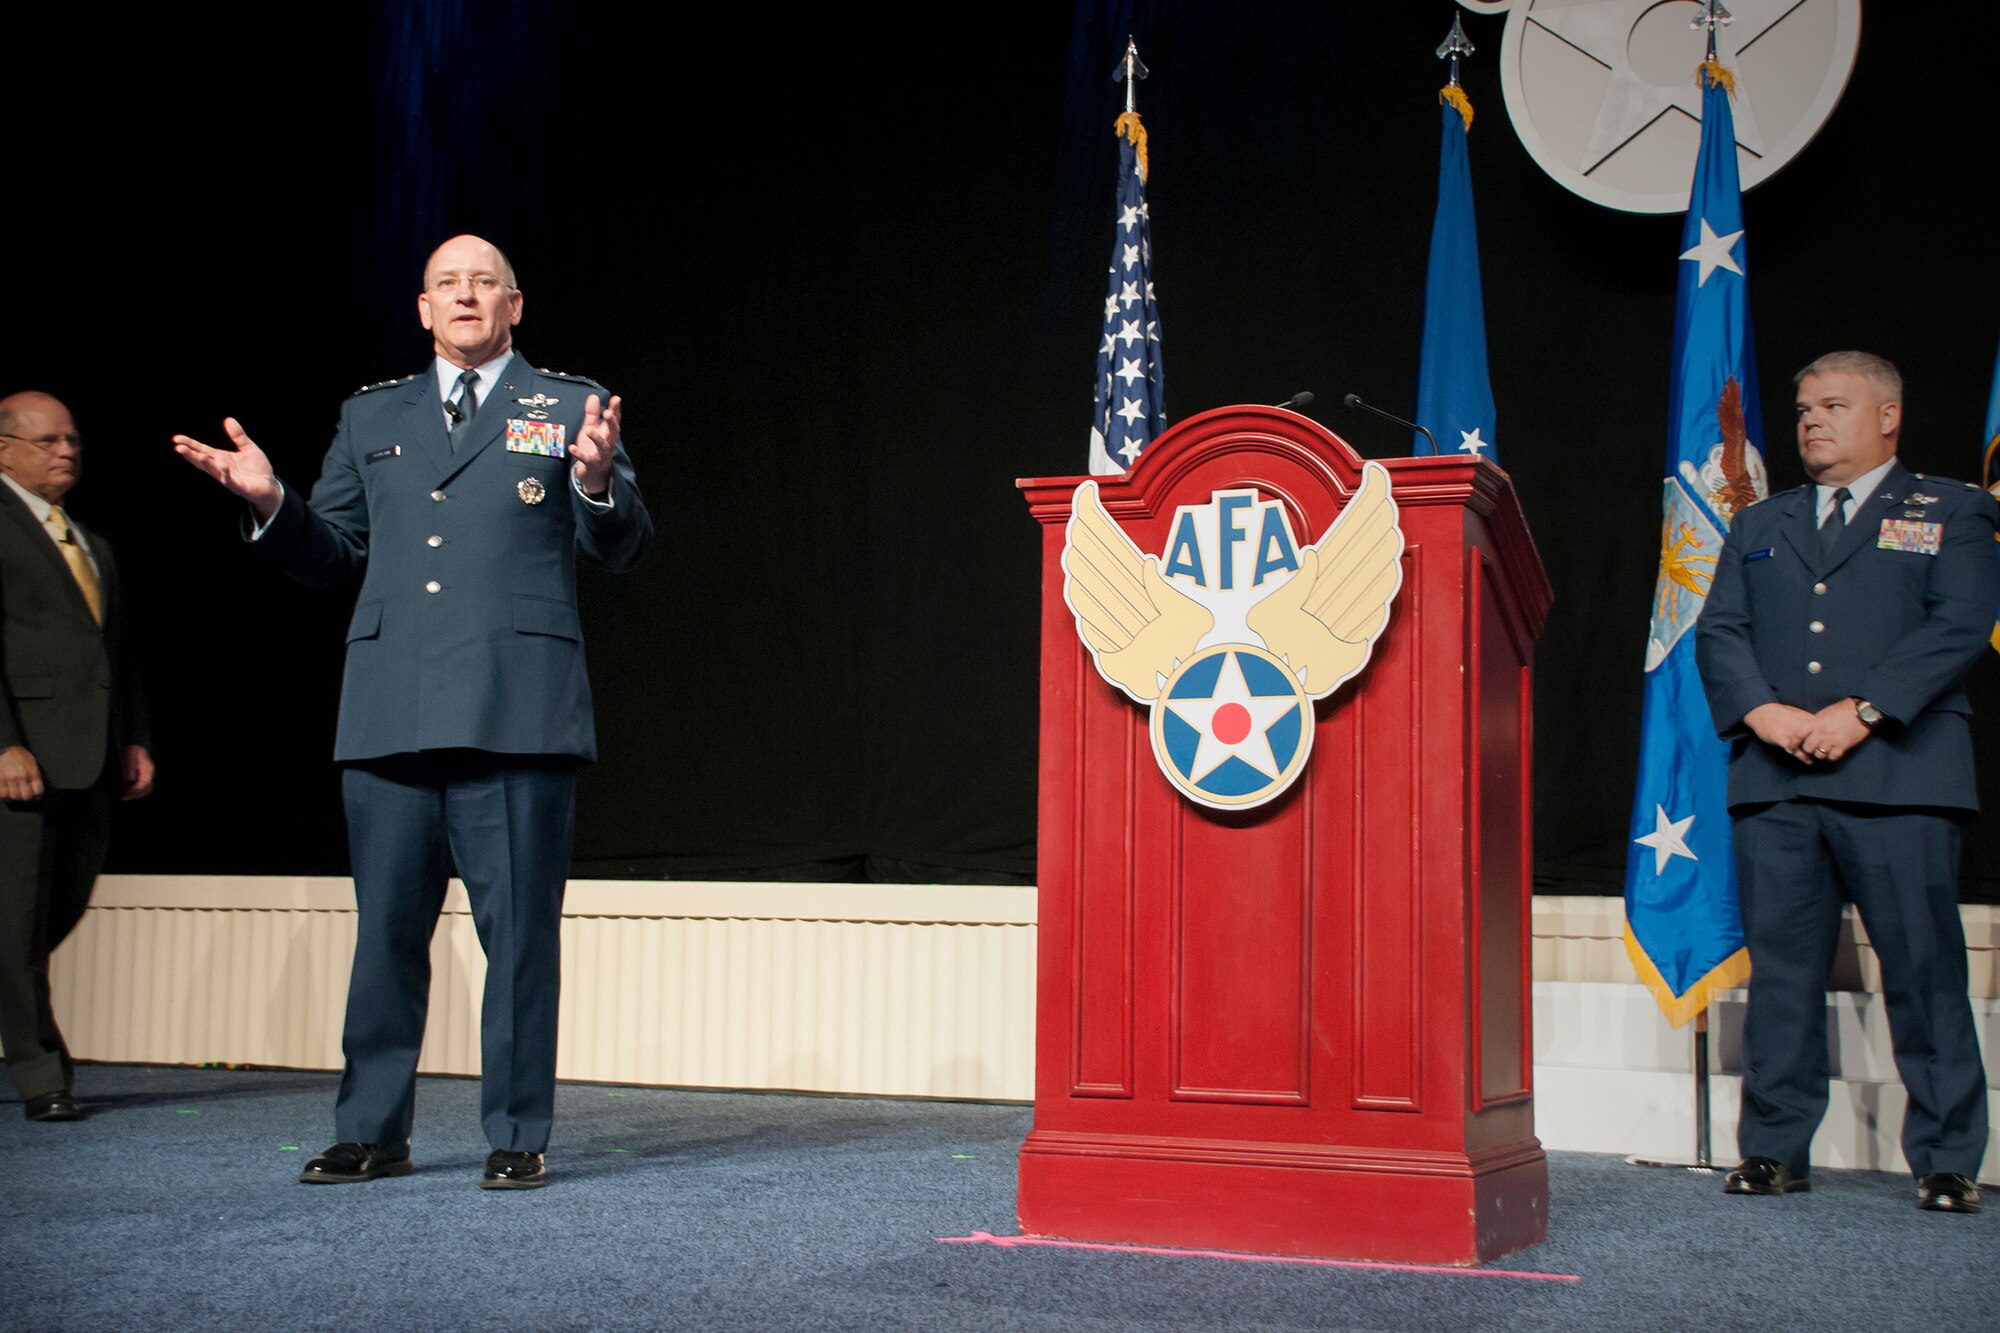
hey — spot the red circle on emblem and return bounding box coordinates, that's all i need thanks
[1211,702,1252,745]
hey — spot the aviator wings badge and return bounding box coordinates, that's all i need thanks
[1062,462,1405,810]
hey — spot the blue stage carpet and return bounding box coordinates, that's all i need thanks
[2,1065,1990,1330]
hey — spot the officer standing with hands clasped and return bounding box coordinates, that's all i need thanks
[1696,350,1997,1214]
[173,234,651,1189]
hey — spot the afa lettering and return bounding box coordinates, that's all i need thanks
[1161,493,1301,591]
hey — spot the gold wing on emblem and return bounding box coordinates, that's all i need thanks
[1062,480,1214,701]
[1245,461,1405,697]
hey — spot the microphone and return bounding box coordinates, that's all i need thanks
[443,395,464,428]
[1271,391,1316,412]
[1343,393,1437,454]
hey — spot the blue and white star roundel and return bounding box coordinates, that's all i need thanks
[1151,645,1312,809]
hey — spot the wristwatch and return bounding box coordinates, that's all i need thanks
[1854,699,1885,730]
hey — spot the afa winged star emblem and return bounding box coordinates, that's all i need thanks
[1062,462,1404,810]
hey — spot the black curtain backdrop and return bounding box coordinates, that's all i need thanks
[13,4,1995,897]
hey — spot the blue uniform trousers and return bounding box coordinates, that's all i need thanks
[335,751,577,1153]
[1733,798,1988,1178]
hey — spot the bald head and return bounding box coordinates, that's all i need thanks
[0,390,83,503]
[423,234,516,289]
[418,234,523,369]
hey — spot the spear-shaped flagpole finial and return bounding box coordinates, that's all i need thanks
[1114,35,1149,116]
[1436,12,1475,88]
[1691,0,1733,61]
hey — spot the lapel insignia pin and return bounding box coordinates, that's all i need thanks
[518,477,547,505]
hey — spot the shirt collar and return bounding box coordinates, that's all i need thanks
[1816,457,1897,515]
[433,348,517,405]
[2,470,55,522]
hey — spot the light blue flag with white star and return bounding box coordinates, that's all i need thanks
[1087,105,1165,475]
[1622,66,1763,1026]
[1983,338,2000,652]
[1412,86,1496,461]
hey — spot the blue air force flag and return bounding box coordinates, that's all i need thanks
[1983,338,2000,652]
[1413,87,1497,461]
[1087,109,1165,476]
[1622,67,1764,1027]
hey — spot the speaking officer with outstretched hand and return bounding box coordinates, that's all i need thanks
[1695,350,1996,1215]
[173,234,651,1190]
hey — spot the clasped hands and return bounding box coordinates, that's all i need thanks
[1744,698,1872,767]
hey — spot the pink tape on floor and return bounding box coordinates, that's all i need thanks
[937,1232,1582,1283]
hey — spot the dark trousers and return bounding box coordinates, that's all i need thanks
[0,777,113,1101]
[1732,798,1988,1178]
[336,751,577,1153]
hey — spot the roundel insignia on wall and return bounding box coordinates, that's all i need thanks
[1459,0,1861,215]
[1062,462,1405,811]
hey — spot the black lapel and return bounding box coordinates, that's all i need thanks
[0,483,99,623]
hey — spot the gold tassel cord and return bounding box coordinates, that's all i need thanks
[1699,58,1737,96]
[1115,110,1150,184]
[1439,84,1473,132]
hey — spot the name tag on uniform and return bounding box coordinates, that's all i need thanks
[1742,547,1774,563]
[1876,518,1941,555]
[365,445,401,464]
[505,419,567,458]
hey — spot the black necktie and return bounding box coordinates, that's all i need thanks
[1818,485,1850,556]
[449,370,480,450]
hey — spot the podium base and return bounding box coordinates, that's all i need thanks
[1018,1132,1549,1266]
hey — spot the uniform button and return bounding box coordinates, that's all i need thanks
[1812,582,1827,595]
[427,535,443,548]
[425,580,442,595]
[1807,661,1822,674]
[430,489,447,503]
[1809,621,1824,633]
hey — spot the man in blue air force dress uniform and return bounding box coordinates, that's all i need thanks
[1696,351,1997,1214]
[174,235,651,1190]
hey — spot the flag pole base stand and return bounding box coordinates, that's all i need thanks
[1624,1155,1719,1174]
[1622,1013,1720,1173]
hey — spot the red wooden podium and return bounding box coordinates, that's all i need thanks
[1016,406,1553,1264]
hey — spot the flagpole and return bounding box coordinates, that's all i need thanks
[1625,0,1742,1179]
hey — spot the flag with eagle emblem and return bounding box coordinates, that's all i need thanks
[1622,65,1765,1026]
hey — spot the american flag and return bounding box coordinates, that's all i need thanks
[1087,106,1165,476]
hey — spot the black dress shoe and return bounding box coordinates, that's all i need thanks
[1724,1156,1809,1196]
[298,1141,412,1184]
[1916,1173,1982,1214]
[480,1149,547,1190]
[24,1092,83,1122]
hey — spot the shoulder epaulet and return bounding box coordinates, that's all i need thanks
[351,373,418,397]
[536,367,603,387]
[1911,473,1984,491]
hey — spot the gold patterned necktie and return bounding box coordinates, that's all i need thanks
[47,506,103,624]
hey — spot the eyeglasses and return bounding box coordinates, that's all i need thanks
[429,274,511,295]
[0,432,83,453]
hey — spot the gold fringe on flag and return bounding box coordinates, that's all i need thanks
[1439,84,1474,131]
[1623,925,1751,1028]
[1699,58,1737,95]
[1115,109,1150,184]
